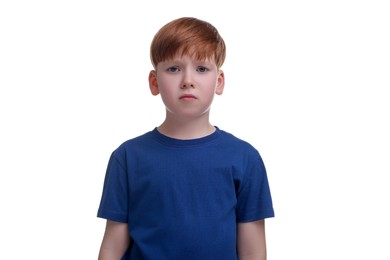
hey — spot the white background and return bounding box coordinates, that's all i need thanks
[1,0,389,259]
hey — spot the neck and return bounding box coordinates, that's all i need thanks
[157,113,215,140]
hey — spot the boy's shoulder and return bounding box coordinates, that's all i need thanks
[218,128,262,155]
[114,129,155,152]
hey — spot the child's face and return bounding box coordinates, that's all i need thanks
[149,55,224,119]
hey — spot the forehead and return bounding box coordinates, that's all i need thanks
[163,54,215,64]
[161,45,216,62]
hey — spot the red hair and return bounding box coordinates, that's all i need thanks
[150,17,226,69]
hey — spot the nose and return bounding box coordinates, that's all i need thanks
[181,71,194,89]
[181,83,194,89]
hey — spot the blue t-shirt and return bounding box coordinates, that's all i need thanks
[98,127,274,260]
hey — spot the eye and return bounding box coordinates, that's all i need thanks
[197,66,208,73]
[167,66,180,73]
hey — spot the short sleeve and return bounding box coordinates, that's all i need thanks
[97,151,129,223]
[236,154,274,223]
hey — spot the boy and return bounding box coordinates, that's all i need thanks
[97,17,274,260]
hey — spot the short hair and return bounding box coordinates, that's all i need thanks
[150,17,226,69]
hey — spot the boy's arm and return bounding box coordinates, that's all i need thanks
[98,220,131,260]
[237,219,267,260]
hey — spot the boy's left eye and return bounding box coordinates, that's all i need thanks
[197,66,208,73]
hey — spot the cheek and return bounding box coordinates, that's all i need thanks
[200,77,219,91]
[158,76,179,89]
[157,80,176,101]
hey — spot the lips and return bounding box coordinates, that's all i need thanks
[179,94,197,99]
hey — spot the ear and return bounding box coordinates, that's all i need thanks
[148,70,160,96]
[215,70,225,95]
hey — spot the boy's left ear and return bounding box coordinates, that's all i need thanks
[149,70,160,96]
[215,70,225,95]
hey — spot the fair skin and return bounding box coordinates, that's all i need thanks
[148,54,224,139]
[237,220,267,260]
[98,220,130,259]
[98,54,267,259]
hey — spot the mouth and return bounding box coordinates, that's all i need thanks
[179,94,197,100]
